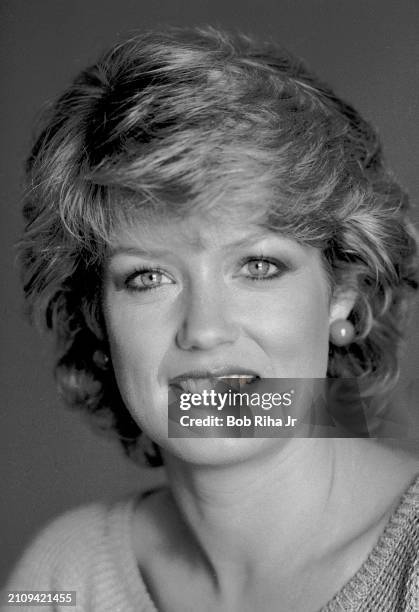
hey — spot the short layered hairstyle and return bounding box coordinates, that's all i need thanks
[20,27,418,465]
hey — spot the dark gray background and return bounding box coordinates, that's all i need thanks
[1,0,418,585]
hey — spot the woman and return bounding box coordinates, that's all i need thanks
[3,26,418,611]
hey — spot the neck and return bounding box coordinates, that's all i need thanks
[162,438,347,579]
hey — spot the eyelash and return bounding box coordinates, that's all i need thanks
[124,256,287,292]
[238,256,287,282]
[124,267,169,292]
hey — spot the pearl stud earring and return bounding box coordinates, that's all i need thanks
[329,319,355,347]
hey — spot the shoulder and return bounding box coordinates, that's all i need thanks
[365,467,419,609]
[3,492,161,611]
[347,440,419,513]
[28,500,110,548]
[352,442,419,572]
[327,442,418,560]
[3,495,135,591]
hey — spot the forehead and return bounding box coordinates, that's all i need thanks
[106,208,323,271]
[108,205,274,253]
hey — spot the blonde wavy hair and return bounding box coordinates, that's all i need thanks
[20,27,418,465]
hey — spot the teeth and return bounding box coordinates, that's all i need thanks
[216,375,257,385]
[176,378,216,394]
[174,375,258,393]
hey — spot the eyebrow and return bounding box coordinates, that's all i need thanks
[109,231,274,258]
[109,245,173,258]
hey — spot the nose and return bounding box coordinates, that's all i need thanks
[175,282,240,351]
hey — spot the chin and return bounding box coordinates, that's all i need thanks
[160,436,285,468]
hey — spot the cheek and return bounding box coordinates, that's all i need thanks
[104,303,171,425]
[241,277,330,377]
[105,296,169,368]
[291,289,331,375]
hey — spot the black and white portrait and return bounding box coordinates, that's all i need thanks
[1,2,418,610]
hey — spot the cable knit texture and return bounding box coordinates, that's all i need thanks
[2,476,418,612]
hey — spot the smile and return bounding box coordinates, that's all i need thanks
[171,375,259,394]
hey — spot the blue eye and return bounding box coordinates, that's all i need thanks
[241,257,285,281]
[125,268,173,292]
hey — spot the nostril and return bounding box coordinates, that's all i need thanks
[175,322,240,351]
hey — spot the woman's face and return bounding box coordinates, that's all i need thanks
[103,211,350,465]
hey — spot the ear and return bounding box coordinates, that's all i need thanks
[329,288,357,324]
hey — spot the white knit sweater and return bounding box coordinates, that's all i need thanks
[2,476,418,611]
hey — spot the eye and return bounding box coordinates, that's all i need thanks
[240,257,285,281]
[125,268,173,292]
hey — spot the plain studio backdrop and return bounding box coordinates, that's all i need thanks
[1,0,418,586]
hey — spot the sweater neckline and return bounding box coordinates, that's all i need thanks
[109,474,418,611]
[321,471,419,610]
